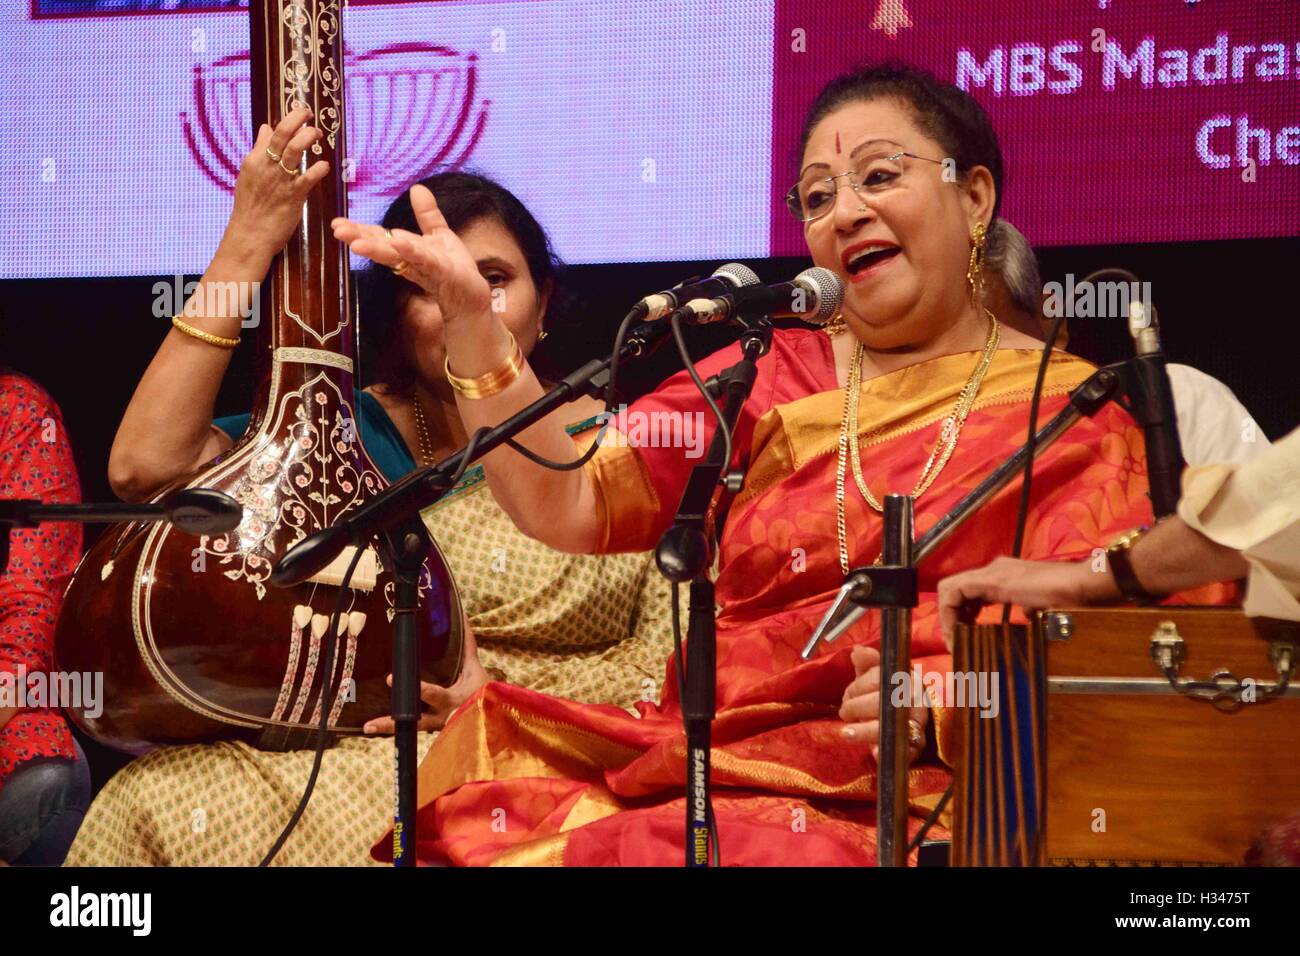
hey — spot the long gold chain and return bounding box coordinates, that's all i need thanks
[834,311,1000,574]
[411,396,438,467]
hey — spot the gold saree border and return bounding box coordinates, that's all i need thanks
[737,348,1096,507]
[581,437,661,553]
[415,690,646,807]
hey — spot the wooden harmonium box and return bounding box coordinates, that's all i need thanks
[950,607,1300,866]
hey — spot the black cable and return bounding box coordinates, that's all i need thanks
[1002,311,1067,622]
[709,802,721,866]
[259,542,365,866]
[451,425,489,486]
[500,307,638,471]
[906,784,954,855]
[669,311,733,474]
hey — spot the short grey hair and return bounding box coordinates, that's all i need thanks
[984,219,1041,316]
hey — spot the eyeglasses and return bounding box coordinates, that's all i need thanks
[785,146,948,223]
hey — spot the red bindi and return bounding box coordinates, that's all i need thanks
[835,131,842,154]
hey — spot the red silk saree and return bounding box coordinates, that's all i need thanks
[374,328,1231,866]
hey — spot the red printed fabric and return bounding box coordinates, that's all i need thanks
[0,372,81,792]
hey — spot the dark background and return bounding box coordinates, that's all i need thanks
[3,234,1298,787]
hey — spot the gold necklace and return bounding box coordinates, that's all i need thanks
[823,312,848,337]
[411,396,438,467]
[834,311,1000,574]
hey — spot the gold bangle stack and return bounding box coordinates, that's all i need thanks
[171,315,240,349]
[444,332,525,399]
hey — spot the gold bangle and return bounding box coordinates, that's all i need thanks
[444,333,525,399]
[171,315,240,349]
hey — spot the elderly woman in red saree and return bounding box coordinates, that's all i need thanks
[333,64,1231,866]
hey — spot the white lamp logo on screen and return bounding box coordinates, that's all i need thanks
[180,42,490,196]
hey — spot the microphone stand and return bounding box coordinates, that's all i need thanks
[0,489,242,576]
[875,493,915,867]
[799,362,1125,865]
[654,315,773,867]
[272,319,673,865]
[379,516,435,867]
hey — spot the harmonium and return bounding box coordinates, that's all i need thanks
[950,607,1300,866]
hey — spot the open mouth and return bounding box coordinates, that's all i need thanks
[842,243,901,281]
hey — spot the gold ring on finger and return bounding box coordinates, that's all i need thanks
[907,719,925,751]
[265,146,283,164]
[391,260,410,277]
[278,157,300,177]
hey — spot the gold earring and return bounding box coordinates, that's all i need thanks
[536,329,549,341]
[966,221,987,305]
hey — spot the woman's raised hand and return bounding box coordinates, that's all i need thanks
[222,107,331,263]
[332,184,493,323]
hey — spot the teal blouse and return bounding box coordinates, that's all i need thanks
[215,392,414,483]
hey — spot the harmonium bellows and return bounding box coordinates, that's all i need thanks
[951,607,1300,866]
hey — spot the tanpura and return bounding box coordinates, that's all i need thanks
[55,0,463,754]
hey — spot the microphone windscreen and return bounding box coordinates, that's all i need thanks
[161,488,243,535]
[796,267,844,325]
[714,262,761,289]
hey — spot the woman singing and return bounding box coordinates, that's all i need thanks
[334,64,1233,865]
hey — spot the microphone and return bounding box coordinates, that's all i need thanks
[1082,268,1183,518]
[0,488,243,537]
[674,267,844,325]
[159,488,245,535]
[1129,299,1183,518]
[631,263,760,321]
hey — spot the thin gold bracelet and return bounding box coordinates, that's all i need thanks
[444,332,525,399]
[171,315,240,349]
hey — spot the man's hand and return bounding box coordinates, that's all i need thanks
[936,555,1116,649]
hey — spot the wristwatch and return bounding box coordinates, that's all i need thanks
[1105,526,1164,604]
